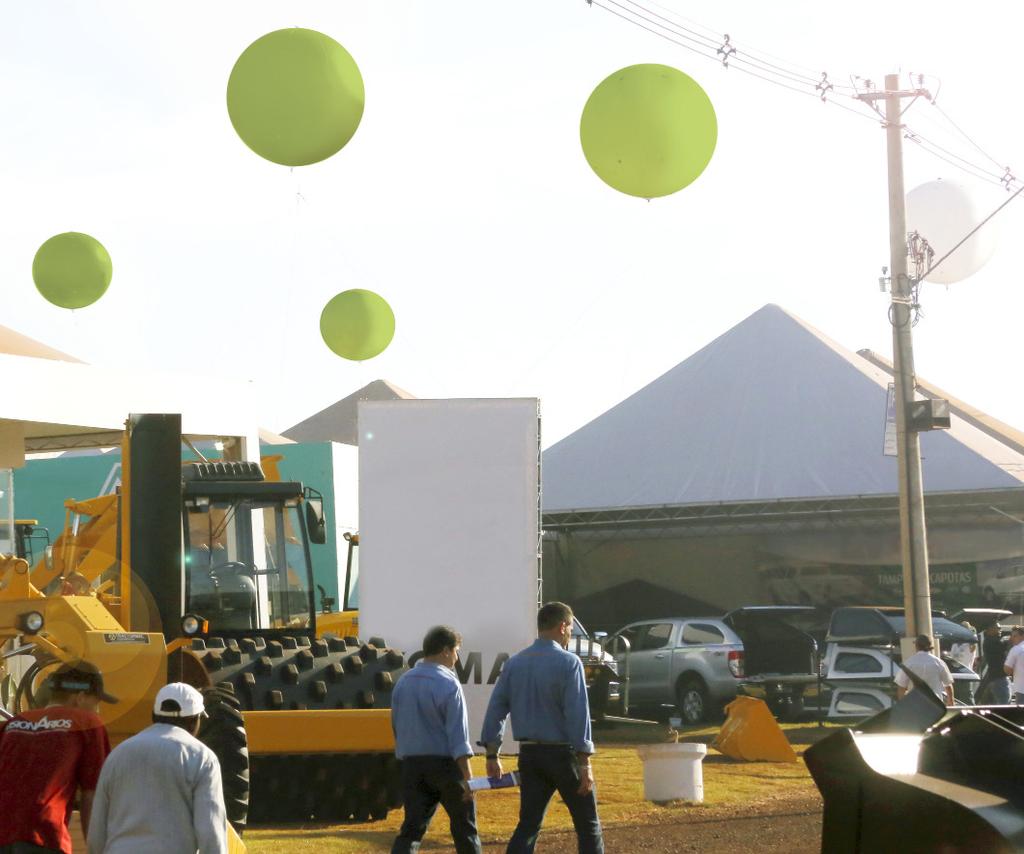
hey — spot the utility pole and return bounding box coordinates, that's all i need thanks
[859,74,935,650]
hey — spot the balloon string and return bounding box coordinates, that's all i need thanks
[284,167,305,386]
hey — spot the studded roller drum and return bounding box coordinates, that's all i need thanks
[193,634,407,823]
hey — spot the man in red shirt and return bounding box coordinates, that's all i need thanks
[0,660,115,854]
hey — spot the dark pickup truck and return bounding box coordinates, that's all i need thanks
[737,606,981,720]
[724,605,826,720]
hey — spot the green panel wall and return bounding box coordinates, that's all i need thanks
[12,453,120,541]
[264,443,341,606]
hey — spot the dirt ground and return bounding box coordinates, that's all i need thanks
[476,791,823,853]
[75,790,823,853]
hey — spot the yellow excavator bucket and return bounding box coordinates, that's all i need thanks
[713,696,798,763]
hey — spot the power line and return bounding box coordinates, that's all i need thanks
[896,71,1017,188]
[620,0,830,89]
[588,0,880,123]
[932,100,1008,172]
[903,128,1018,189]
[625,0,859,90]
[922,182,1024,281]
[907,139,1006,189]
[586,0,1021,193]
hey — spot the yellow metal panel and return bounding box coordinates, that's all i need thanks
[244,709,395,754]
[315,609,358,640]
[50,596,126,630]
[82,629,167,745]
[0,596,126,653]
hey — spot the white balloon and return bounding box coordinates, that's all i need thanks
[904,180,998,284]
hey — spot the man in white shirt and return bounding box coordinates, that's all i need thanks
[1003,626,1024,705]
[894,635,954,706]
[949,622,978,670]
[949,622,979,702]
[88,683,227,854]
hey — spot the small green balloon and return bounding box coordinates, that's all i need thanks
[580,64,717,199]
[320,289,395,361]
[32,232,112,309]
[227,28,365,167]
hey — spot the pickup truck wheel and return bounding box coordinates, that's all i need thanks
[676,678,709,726]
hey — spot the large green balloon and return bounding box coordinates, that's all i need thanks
[227,28,365,167]
[32,232,112,309]
[320,289,395,361]
[580,64,717,199]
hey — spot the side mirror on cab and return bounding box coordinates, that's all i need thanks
[305,495,326,545]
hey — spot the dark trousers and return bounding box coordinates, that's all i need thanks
[391,756,482,854]
[978,676,1010,704]
[0,845,63,854]
[508,744,604,854]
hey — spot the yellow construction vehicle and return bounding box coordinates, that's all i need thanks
[314,532,361,640]
[10,519,51,567]
[0,414,406,829]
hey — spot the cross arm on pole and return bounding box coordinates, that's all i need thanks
[856,88,932,103]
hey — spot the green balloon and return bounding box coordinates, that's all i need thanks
[580,64,717,199]
[227,28,365,167]
[32,232,112,309]
[320,289,395,361]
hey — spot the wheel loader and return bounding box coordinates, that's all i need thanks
[0,414,406,829]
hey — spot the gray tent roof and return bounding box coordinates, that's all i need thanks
[543,305,1024,513]
[283,380,416,445]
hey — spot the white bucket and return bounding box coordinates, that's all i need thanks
[636,742,708,803]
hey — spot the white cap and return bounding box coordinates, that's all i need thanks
[154,683,207,718]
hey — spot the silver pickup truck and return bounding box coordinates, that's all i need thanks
[606,617,745,724]
[605,606,830,724]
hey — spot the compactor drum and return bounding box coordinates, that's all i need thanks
[193,633,406,822]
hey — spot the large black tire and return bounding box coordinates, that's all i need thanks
[197,687,250,832]
[676,677,709,726]
[194,634,406,824]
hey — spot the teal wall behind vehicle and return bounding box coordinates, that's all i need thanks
[11,443,344,605]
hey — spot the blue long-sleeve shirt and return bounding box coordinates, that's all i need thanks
[480,638,594,754]
[391,661,474,759]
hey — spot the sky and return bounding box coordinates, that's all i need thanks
[2,1,1022,447]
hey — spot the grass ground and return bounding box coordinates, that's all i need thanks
[244,720,832,853]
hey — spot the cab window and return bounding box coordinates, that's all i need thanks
[609,624,643,654]
[682,623,725,645]
[639,623,673,651]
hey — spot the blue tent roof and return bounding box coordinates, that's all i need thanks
[543,305,1024,513]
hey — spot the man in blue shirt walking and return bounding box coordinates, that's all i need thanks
[391,625,482,854]
[481,602,604,854]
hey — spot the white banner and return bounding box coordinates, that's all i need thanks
[359,399,541,753]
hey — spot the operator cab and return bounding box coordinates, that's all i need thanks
[182,461,325,636]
